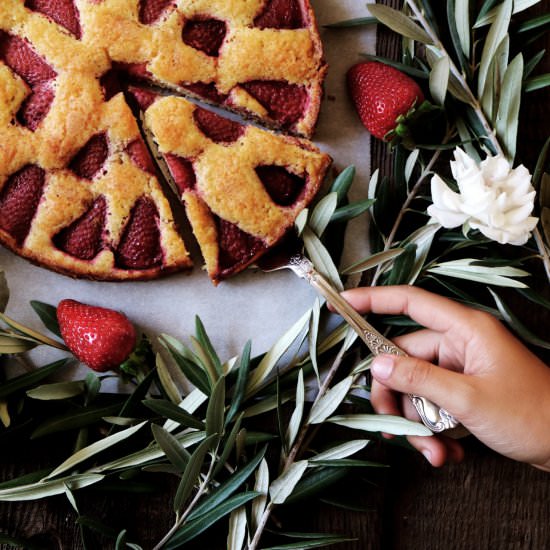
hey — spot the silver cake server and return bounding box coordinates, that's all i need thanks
[260,250,461,434]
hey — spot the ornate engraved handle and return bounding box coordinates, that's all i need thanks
[288,254,461,433]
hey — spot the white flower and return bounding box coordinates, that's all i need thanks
[427,148,538,245]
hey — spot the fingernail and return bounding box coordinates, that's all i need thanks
[371,355,394,380]
[422,449,432,464]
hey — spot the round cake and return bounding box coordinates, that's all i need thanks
[0,0,330,282]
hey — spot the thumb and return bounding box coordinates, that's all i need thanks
[371,354,473,418]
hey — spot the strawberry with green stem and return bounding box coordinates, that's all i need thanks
[57,299,136,372]
[347,60,428,143]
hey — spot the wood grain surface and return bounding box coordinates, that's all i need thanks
[1,1,550,549]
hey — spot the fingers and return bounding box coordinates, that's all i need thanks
[371,376,465,467]
[371,353,474,420]
[371,380,464,467]
[340,286,474,333]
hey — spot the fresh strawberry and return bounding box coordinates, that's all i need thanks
[347,61,425,141]
[57,299,136,372]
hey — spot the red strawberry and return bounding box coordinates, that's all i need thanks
[181,18,227,57]
[347,61,424,141]
[57,299,136,372]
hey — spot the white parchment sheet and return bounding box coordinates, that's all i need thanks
[0,1,376,389]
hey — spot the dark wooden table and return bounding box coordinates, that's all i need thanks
[2,2,550,549]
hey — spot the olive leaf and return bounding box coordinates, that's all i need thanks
[284,467,348,505]
[0,312,66,350]
[194,316,222,376]
[286,369,305,449]
[474,0,539,28]
[454,0,470,58]
[496,53,523,162]
[477,0,512,98]
[31,403,122,439]
[262,536,357,550]
[481,35,509,124]
[368,3,433,45]
[190,335,220,385]
[310,440,369,462]
[323,17,377,28]
[245,309,310,396]
[226,341,251,425]
[151,423,192,472]
[295,209,308,236]
[329,165,355,205]
[308,377,353,425]
[309,192,338,237]
[251,458,269,532]
[227,506,247,550]
[144,399,205,430]
[308,298,321,384]
[330,199,375,224]
[269,460,309,504]
[160,334,211,395]
[30,300,61,337]
[27,381,85,400]
[205,376,225,438]
[45,421,147,480]
[342,248,405,275]
[303,227,343,291]
[213,413,243,478]
[429,52,450,106]
[426,259,530,287]
[0,332,40,354]
[0,473,104,502]
[327,414,433,436]
[524,73,550,93]
[89,431,205,473]
[156,353,184,405]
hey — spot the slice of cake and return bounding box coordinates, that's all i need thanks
[128,87,331,283]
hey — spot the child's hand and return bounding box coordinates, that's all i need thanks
[341,286,550,470]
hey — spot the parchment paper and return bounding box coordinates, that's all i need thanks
[0,1,376,390]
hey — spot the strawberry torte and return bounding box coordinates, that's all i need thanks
[0,0,330,282]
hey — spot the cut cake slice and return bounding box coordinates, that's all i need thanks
[128,86,331,284]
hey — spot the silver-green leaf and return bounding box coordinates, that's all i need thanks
[269,460,309,504]
[429,53,450,106]
[46,422,147,479]
[310,440,369,462]
[308,377,353,425]
[327,414,433,436]
[286,369,305,449]
[477,0,512,98]
[26,381,85,401]
[368,3,433,44]
[309,193,338,237]
[496,53,524,162]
